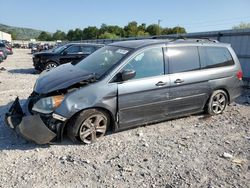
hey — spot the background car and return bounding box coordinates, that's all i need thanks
[0,43,8,59]
[5,43,13,55]
[13,43,21,48]
[31,44,38,54]
[32,43,104,71]
[0,51,4,63]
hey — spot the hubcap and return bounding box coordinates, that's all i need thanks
[211,93,226,114]
[45,63,57,70]
[79,114,107,144]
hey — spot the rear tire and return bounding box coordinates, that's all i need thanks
[67,109,110,144]
[207,90,228,115]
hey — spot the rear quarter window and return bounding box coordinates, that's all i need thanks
[199,46,234,69]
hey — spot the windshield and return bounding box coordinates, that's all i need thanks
[74,46,130,78]
[52,44,69,53]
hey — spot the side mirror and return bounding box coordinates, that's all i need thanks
[62,50,68,55]
[121,69,136,81]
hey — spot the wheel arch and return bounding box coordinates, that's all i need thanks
[46,59,59,65]
[212,88,230,104]
[60,106,116,141]
[204,87,230,112]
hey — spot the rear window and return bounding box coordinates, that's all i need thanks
[0,43,5,47]
[199,46,234,69]
[167,46,200,74]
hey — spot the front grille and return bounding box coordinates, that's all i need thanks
[33,57,40,63]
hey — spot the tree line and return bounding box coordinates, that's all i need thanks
[37,21,186,41]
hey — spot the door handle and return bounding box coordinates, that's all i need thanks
[155,81,167,86]
[174,79,184,84]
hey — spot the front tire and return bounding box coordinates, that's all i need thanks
[207,90,228,115]
[45,61,58,70]
[67,109,110,144]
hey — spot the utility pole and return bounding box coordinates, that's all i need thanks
[177,24,179,37]
[158,19,162,36]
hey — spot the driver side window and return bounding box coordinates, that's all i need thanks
[66,45,81,54]
[122,47,164,80]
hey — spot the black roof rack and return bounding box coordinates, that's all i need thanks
[170,36,219,43]
[169,36,219,43]
[152,35,218,43]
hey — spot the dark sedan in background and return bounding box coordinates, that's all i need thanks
[32,43,104,71]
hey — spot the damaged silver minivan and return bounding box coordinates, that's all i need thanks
[5,39,243,144]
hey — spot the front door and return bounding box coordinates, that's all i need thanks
[60,45,82,64]
[117,47,170,129]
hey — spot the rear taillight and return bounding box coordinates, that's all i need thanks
[237,71,243,80]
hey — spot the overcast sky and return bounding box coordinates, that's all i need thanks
[0,0,250,33]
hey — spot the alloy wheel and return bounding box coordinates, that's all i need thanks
[79,114,107,144]
[45,62,57,70]
[211,93,226,114]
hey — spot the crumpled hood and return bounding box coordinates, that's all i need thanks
[34,63,93,94]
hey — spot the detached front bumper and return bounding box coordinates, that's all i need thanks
[5,97,57,144]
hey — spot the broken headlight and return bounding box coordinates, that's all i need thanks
[32,95,64,114]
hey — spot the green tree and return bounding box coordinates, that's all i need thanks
[124,21,138,37]
[99,32,119,39]
[82,26,99,39]
[99,24,124,37]
[146,24,161,35]
[138,23,146,32]
[171,26,186,34]
[233,22,250,29]
[52,30,66,40]
[161,28,171,35]
[67,29,75,41]
[10,31,17,40]
[73,28,83,40]
[99,24,108,34]
[137,23,149,36]
[137,30,149,37]
[37,31,52,41]
[63,21,187,41]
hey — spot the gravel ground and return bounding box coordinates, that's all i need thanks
[0,49,249,188]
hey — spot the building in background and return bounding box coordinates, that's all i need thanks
[0,31,12,42]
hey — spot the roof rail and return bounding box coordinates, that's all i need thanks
[169,36,219,43]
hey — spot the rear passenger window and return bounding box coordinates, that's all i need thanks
[199,47,234,69]
[167,46,200,74]
[81,46,95,54]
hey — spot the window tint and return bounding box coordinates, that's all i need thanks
[167,46,200,74]
[66,45,81,53]
[199,47,234,68]
[122,47,164,79]
[81,46,95,54]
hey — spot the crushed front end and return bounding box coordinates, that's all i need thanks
[5,94,67,144]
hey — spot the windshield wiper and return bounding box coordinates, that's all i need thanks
[79,73,98,84]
